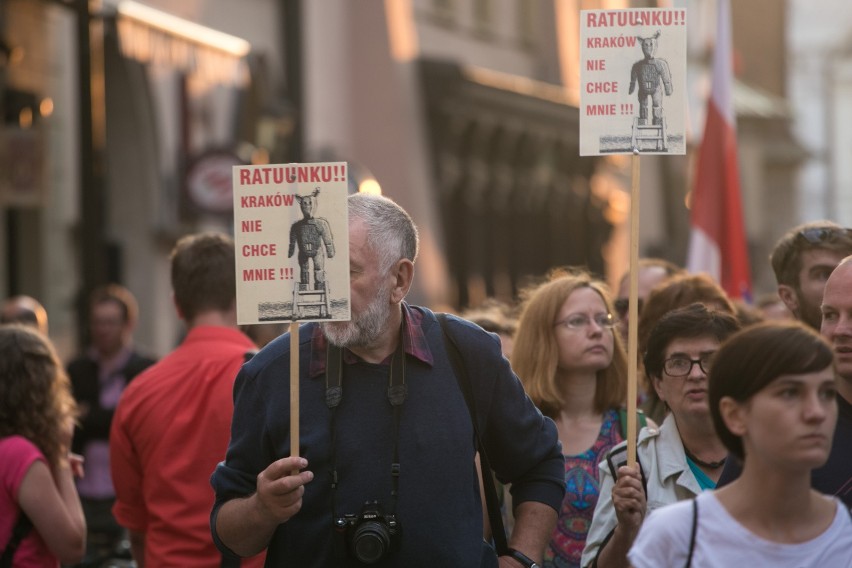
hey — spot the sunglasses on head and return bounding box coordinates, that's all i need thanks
[795,227,852,245]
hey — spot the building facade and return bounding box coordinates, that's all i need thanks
[0,0,812,357]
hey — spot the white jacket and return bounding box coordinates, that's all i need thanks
[580,413,701,567]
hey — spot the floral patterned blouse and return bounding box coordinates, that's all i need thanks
[544,408,624,568]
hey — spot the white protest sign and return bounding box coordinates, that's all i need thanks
[580,8,687,156]
[233,162,350,324]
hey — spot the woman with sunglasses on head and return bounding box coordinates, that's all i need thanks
[581,304,740,568]
[0,324,86,566]
[512,268,629,567]
[629,321,852,567]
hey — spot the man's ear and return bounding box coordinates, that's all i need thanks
[389,259,414,304]
[777,284,800,315]
[719,396,748,437]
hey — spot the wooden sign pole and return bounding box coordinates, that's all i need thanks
[627,150,641,467]
[290,321,300,460]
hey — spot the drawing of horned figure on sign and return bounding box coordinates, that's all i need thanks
[629,30,673,126]
[289,188,335,292]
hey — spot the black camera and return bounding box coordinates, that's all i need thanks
[335,500,401,564]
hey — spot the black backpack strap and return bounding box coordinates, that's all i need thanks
[685,498,698,568]
[1,511,33,568]
[437,313,509,555]
[604,445,648,496]
[593,449,647,567]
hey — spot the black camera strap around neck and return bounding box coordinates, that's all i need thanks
[326,327,407,521]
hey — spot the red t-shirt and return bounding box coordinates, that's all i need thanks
[0,436,57,567]
[110,326,265,567]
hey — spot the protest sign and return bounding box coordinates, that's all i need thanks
[233,162,350,324]
[580,8,687,156]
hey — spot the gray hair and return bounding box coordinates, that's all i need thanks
[348,193,419,274]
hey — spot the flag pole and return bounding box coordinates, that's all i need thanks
[290,321,300,462]
[627,149,641,467]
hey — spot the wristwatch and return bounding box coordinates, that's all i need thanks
[505,548,540,568]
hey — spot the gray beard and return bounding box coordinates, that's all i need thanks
[321,286,391,348]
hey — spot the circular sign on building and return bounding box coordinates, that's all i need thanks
[185,149,246,214]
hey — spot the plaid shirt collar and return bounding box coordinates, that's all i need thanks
[309,302,433,378]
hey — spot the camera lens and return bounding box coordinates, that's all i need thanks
[351,521,391,564]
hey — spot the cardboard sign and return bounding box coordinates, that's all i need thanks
[580,8,687,156]
[233,162,350,324]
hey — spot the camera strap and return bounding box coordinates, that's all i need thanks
[325,324,407,521]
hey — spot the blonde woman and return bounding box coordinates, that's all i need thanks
[0,325,86,566]
[513,269,629,568]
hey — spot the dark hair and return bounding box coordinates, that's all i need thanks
[708,321,834,460]
[90,284,139,325]
[769,221,852,288]
[171,232,236,321]
[460,298,518,337]
[0,324,77,470]
[643,303,741,380]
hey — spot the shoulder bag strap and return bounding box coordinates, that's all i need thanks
[684,498,698,568]
[0,512,33,568]
[437,313,509,555]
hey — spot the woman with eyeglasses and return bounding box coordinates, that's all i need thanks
[512,269,629,568]
[628,321,852,567]
[580,303,740,568]
[636,273,737,425]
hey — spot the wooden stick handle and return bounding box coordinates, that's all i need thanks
[627,151,641,467]
[290,321,300,460]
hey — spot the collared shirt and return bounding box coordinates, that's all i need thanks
[211,307,565,566]
[111,326,264,567]
[308,302,434,378]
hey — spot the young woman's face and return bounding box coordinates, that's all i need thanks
[553,287,614,375]
[731,366,837,470]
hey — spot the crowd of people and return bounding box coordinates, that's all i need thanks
[1,193,851,567]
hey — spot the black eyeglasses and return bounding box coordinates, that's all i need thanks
[614,298,642,318]
[663,354,713,377]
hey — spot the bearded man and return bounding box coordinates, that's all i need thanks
[211,193,564,568]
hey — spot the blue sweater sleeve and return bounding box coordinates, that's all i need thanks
[209,332,296,553]
[437,314,565,512]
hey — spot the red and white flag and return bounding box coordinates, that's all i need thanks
[686,0,751,300]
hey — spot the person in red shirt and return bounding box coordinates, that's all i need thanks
[110,232,265,567]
